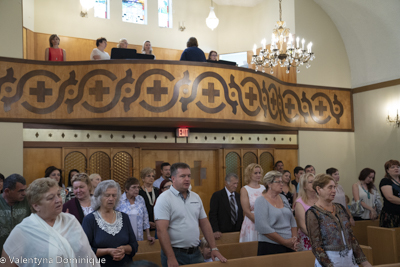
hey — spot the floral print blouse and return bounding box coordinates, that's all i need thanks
[116,193,150,241]
[306,203,367,267]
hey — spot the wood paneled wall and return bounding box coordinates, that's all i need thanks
[22,28,296,83]
[23,146,298,215]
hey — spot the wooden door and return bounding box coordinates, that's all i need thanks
[141,149,219,215]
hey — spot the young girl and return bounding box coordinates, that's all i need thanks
[200,237,213,262]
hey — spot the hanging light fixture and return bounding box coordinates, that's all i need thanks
[80,0,95,17]
[206,0,219,31]
[251,0,315,74]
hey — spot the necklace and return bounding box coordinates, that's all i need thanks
[317,203,335,213]
[144,186,156,206]
[392,178,400,186]
[360,182,370,199]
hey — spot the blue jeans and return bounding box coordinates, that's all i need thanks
[161,248,204,267]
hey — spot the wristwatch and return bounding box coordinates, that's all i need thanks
[211,247,219,251]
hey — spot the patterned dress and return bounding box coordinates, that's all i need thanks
[295,197,312,251]
[239,185,266,243]
[116,193,150,241]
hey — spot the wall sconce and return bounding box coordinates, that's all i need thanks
[179,21,186,31]
[80,0,95,18]
[387,109,400,127]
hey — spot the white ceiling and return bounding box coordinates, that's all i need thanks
[213,0,400,88]
[314,0,400,88]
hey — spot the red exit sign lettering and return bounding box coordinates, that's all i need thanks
[176,128,189,137]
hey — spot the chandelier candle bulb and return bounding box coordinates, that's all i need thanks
[301,38,305,50]
[261,38,266,50]
[253,44,257,55]
[296,37,300,48]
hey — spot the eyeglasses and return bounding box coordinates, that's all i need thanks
[163,185,171,189]
[272,180,284,184]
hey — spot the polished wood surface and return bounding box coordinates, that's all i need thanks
[0,57,352,131]
[367,226,400,265]
[23,148,62,185]
[23,146,297,216]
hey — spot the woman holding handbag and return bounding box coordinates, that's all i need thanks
[379,159,400,228]
[352,168,380,220]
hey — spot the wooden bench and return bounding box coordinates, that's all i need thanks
[185,251,315,267]
[214,232,240,245]
[134,240,257,265]
[352,220,380,245]
[137,239,161,253]
[373,264,400,267]
[367,226,400,265]
[135,243,374,266]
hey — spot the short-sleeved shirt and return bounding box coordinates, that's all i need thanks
[154,186,207,248]
[90,48,110,60]
[379,177,400,214]
[0,194,31,252]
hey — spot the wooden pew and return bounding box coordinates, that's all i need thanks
[373,264,400,267]
[185,251,315,267]
[214,232,240,245]
[367,226,400,265]
[360,245,374,265]
[134,240,257,265]
[352,220,380,245]
[134,251,161,266]
[137,239,161,253]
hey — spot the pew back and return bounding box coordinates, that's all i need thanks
[137,240,161,253]
[352,220,379,245]
[367,226,400,265]
[185,251,315,267]
[214,232,240,245]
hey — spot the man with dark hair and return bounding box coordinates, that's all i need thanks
[154,162,171,189]
[179,37,206,62]
[154,163,226,266]
[292,166,305,191]
[209,173,243,240]
[305,165,316,175]
[274,161,284,173]
[0,174,31,251]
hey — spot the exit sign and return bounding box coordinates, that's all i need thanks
[176,128,189,137]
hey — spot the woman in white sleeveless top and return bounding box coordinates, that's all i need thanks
[239,163,265,242]
[352,168,379,220]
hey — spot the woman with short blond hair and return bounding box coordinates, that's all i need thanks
[239,163,265,242]
[255,171,298,255]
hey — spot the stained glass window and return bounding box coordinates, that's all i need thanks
[158,0,172,28]
[94,0,110,19]
[122,0,147,24]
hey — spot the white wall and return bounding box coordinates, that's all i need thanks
[0,123,24,177]
[33,0,220,52]
[0,0,23,58]
[23,0,35,31]
[294,0,351,88]
[298,131,357,197]
[353,85,400,181]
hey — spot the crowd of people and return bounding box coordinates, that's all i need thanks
[45,35,218,63]
[0,159,399,267]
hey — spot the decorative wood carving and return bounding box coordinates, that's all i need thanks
[0,57,352,130]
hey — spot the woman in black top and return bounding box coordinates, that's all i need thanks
[139,167,159,230]
[379,159,400,228]
[281,170,297,208]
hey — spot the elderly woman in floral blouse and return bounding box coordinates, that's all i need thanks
[116,177,155,243]
[306,174,372,267]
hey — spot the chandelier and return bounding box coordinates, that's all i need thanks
[206,1,219,31]
[251,0,315,74]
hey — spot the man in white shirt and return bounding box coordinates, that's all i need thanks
[153,162,171,189]
[154,163,227,267]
